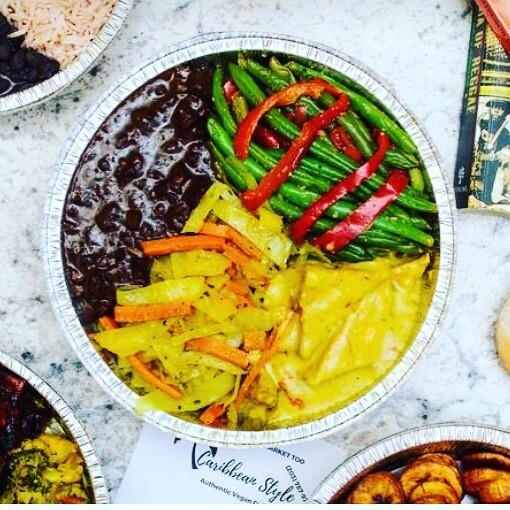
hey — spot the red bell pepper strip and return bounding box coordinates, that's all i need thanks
[331,125,363,162]
[240,95,350,211]
[234,78,343,160]
[223,79,238,104]
[312,169,409,252]
[291,132,390,244]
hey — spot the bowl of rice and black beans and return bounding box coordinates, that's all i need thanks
[0,0,132,113]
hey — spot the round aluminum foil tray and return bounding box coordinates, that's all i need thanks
[0,350,108,503]
[311,423,510,503]
[0,0,132,114]
[42,32,456,447]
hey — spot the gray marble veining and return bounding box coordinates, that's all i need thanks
[2,0,509,498]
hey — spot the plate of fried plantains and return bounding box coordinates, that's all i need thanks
[312,423,510,504]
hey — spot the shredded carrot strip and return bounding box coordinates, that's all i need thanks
[98,316,183,400]
[242,330,267,351]
[199,403,227,425]
[99,316,118,330]
[141,234,226,256]
[114,301,193,323]
[186,337,250,369]
[200,222,264,260]
[223,245,267,282]
[234,294,253,309]
[234,312,295,410]
[127,354,184,400]
[225,278,250,296]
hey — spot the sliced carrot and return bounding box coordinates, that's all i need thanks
[127,354,184,400]
[242,330,267,351]
[114,301,193,323]
[234,312,295,410]
[99,317,183,399]
[141,234,226,256]
[186,337,250,369]
[200,222,264,260]
[99,316,117,330]
[199,222,229,238]
[225,278,250,296]
[223,245,267,283]
[199,403,227,425]
[234,294,253,309]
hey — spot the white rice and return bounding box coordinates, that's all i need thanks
[0,0,117,67]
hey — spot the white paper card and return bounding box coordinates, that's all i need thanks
[116,424,347,504]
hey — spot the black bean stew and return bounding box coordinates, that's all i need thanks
[62,59,215,325]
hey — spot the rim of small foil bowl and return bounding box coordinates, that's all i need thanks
[42,32,456,447]
[311,422,510,503]
[0,350,109,503]
[0,0,132,114]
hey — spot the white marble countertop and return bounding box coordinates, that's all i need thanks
[2,0,510,500]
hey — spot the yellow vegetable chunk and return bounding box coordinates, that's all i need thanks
[95,321,169,357]
[232,307,274,332]
[262,267,303,313]
[136,370,235,414]
[171,250,231,278]
[150,256,173,281]
[257,207,284,233]
[299,263,390,359]
[182,182,229,233]
[268,353,379,428]
[304,255,429,385]
[213,192,292,267]
[117,276,207,305]
[194,290,238,322]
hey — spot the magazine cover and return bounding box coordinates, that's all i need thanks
[455,4,510,212]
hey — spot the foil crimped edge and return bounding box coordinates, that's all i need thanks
[0,0,132,114]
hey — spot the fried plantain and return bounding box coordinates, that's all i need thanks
[347,472,406,504]
[408,480,460,504]
[474,474,510,503]
[463,467,505,494]
[400,455,463,500]
[419,453,458,471]
[462,452,510,471]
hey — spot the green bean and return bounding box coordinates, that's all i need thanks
[268,197,419,259]
[243,56,419,169]
[210,116,350,198]
[208,117,434,248]
[292,55,400,123]
[286,61,418,155]
[250,141,411,224]
[210,149,372,262]
[263,147,430,230]
[209,142,247,192]
[269,56,296,84]
[212,67,237,137]
[231,94,249,124]
[278,184,433,247]
[409,168,425,193]
[228,62,437,213]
